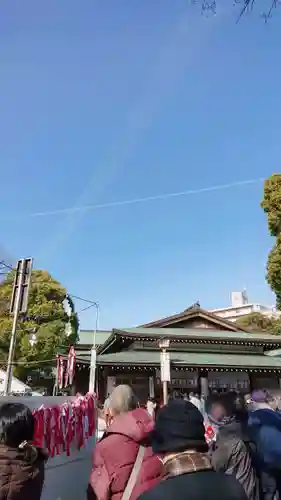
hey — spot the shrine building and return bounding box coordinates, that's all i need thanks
[73,304,281,402]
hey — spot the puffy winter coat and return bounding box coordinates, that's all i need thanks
[211,419,258,500]
[88,408,163,500]
[0,443,47,500]
[248,408,281,500]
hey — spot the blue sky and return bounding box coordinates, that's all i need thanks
[1,0,281,329]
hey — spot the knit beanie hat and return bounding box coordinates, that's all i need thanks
[150,399,208,454]
[251,390,271,403]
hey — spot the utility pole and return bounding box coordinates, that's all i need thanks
[4,258,33,396]
[89,302,99,394]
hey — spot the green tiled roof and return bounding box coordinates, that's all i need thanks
[96,350,281,369]
[76,354,91,363]
[75,349,91,357]
[115,327,281,343]
[78,329,111,346]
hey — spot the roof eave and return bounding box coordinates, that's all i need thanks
[96,331,116,354]
[172,361,281,371]
[96,360,157,367]
[96,358,281,371]
[140,308,248,333]
[115,329,281,346]
[96,329,134,355]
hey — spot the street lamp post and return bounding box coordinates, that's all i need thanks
[159,338,170,405]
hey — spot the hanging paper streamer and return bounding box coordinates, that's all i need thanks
[56,355,64,390]
[33,407,45,448]
[65,346,76,387]
[32,393,96,457]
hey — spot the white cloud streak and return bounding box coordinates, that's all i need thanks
[0,177,264,220]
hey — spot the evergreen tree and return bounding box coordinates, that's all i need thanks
[0,269,79,383]
[262,174,281,309]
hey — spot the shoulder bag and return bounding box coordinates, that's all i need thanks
[121,445,145,500]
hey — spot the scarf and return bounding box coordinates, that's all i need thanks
[207,413,235,429]
[163,451,213,479]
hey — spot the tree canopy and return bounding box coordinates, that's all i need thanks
[262,174,281,309]
[236,312,281,334]
[0,269,79,382]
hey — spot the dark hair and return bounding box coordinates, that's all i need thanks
[205,394,221,413]
[0,403,35,448]
[219,393,247,421]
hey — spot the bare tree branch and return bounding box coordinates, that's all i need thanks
[192,0,280,21]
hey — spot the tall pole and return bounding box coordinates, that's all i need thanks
[159,338,170,406]
[163,380,168,406]
[95,304,99,347]
[3,267,25,395]
[89,302,99,394]
[162,348,169,406]
[162,352,168,406]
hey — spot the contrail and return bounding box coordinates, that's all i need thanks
[1,177,264,220]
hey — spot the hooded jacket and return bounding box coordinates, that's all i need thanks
[248,408,281,470]
[248,408,281,500]
[0,443,47,500]
[211,419,258,500]
[88,408,163,500]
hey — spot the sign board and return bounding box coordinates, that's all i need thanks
[160,351,170,382]
[208,372,250,391]
[10,258,33,314]
[156,369,197,388]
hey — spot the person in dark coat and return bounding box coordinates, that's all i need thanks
[0,402,48,500]
[248,390,281,500]
[211,394,258,500]
[88,385,163,500]
[138,399,248,500]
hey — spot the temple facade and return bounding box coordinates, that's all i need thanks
[74,305,281,402]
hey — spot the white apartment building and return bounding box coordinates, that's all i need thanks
[210,291,281,322]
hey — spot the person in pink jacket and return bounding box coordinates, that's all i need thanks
[87,385,163,500]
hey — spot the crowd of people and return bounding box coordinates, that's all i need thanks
[0,387,281,500]
[91,386,281,500]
